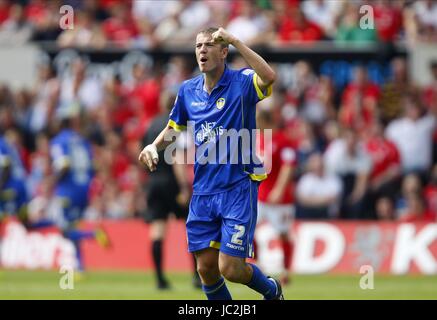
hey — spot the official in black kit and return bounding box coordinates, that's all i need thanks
[142,90,200,290]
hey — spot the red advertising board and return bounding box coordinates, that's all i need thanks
[1,218,436,274]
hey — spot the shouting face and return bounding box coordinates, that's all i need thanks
[195,32,228,74]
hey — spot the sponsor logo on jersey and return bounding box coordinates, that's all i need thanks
[191,101,207,107]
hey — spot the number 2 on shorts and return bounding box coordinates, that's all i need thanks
[231,225,245,245]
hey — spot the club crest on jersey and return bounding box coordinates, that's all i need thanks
[216,98,226,110]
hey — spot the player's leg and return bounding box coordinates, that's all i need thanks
[186,194,232,299]
[194,247,232,300]
[218,252,282,300]
[57,201,88,272]
[219,179,283,300]
[1,180,27,221]
[58,199,107,272]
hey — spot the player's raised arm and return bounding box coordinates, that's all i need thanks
[138,126,180,172]
[211,27,276,91]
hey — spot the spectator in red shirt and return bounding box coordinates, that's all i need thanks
[26,0,61,41]
[397,193,434,222]
[102,2,138,47]
[256,107,296,286]
[363,120,402,218]
[0,0,10,25]
[373,0,403,43]
[339,65,380,132]
[277,6,323,44]
[123,62,161,144]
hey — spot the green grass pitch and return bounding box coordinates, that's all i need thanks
[0,270,436,300]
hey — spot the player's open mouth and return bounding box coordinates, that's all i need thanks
[200,57,208,64]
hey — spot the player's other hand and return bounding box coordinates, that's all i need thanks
[212,27,237,46]
[139,144,159,172]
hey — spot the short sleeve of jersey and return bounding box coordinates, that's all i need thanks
[239,68,273,105]
[168,84,188,132]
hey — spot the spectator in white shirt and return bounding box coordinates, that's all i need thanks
[58,57,104,115]
[301,0,344,39]
[132,0,175,27]
[324,128,372,219]
[296,152,343,219]
[226,0,271,46]
[385,92,436,180]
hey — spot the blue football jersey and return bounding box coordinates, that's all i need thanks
[50,129,94,207]
[0,136,28,213]
[0,136,27,182]
[168,66,272,195]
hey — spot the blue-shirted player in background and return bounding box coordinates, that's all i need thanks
[0,134,28,220]
[139,27,283,300]
[49,109,109,273]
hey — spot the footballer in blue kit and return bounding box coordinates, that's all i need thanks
[47,112,110,272]
[0,135,28,219]
[139,27,283,300]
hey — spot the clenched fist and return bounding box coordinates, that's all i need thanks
[211,27,237,46]
[138,144,159,172]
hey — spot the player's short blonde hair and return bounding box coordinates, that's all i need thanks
[197,27,229,49]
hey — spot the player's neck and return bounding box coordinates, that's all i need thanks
[203,64,225,94]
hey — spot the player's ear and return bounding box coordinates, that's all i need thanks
[222,47,229,60]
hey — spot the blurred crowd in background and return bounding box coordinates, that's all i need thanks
[0,0,437,46]
[0,0,436,225]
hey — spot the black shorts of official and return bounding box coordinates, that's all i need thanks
[145,177,188,222]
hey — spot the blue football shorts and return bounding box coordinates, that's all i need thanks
[186,178,259,258]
